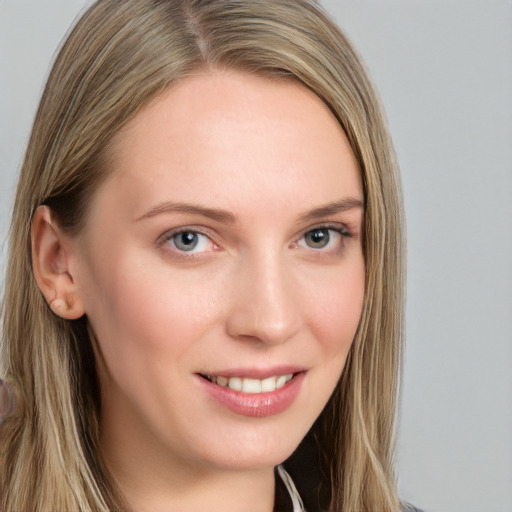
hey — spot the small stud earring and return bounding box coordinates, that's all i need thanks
[50,298,68,313]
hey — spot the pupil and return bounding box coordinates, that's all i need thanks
[175,232,198,251]
[307,229,329,248]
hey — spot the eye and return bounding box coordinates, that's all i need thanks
[167,230,212,253]
[304,228,331,249]
[298,226,347,251]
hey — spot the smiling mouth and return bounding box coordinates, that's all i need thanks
[200,373,296,394]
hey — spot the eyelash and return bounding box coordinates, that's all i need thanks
[158,223,352,259]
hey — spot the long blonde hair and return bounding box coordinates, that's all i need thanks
[0,1,405,510]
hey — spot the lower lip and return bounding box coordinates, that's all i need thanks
[199,372,305,417]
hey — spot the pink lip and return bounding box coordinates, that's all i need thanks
[198,371,305,418]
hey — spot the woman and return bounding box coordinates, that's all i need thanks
[0,1,413,511]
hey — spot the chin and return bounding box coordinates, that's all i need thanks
[184,417,312,472]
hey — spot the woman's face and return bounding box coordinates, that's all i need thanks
[71,71,365,474]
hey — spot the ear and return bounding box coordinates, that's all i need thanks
[31,205,85,320]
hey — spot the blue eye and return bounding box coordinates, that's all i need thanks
[299,227,347,250]
[168,231,211,253]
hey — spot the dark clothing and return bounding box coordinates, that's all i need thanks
[274,465,424,512]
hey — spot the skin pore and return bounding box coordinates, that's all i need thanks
[34,71,365,512]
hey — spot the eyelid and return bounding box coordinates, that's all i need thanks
[301,222,351,237]
[157,225,210,243]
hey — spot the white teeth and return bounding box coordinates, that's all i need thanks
[242,378,262,394]
[228,377,243,391]
[277,374,293,388]
[210,374,295,393]
[261,377,276,392]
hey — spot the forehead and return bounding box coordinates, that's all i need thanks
[100,70,362,221]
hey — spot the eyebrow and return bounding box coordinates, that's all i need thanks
[136,197,363,224]
[136,201,237,223]
[297,197,364,223]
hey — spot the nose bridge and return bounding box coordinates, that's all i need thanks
[226,246,302,345]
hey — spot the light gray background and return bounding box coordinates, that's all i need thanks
[1,2,511,511]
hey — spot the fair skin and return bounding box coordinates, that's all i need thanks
[32,71,365,512]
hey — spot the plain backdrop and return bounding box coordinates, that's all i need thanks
[1,2,511,511]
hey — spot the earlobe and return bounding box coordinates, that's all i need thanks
[31,205,85,320]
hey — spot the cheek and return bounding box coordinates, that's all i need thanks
[289,257,365,432]
[302,259,365,356]
[83,253,227,366]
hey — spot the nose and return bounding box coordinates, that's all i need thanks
[225,252,302,346]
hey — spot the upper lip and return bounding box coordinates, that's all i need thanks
[197,365,306,379]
